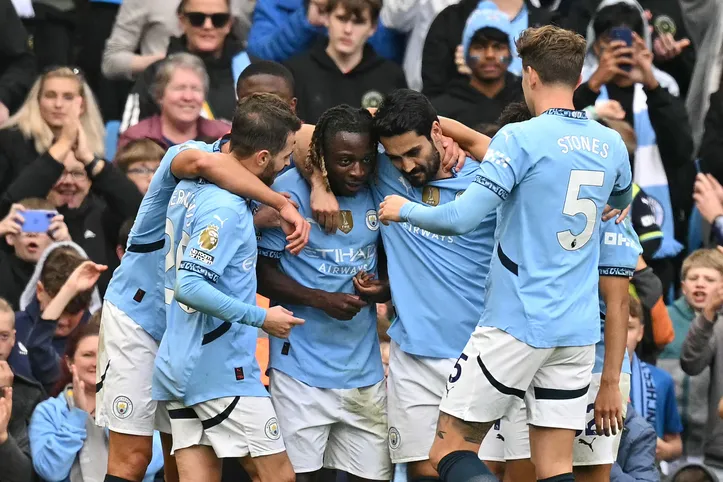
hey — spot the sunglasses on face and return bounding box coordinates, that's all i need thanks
[183,11,231,28]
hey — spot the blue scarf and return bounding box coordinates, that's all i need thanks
[630,353,657,426]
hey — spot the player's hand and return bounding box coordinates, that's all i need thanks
[0,204,25,237]
[66,261,107,293]
[71,365,90,413]
[601,204,630,224]
[440,136,466,173]
[318,292,367,321]
[310,185,340,234]
[48,215,71,241]
[278,200,310,255]
[378,195,409,225]
[594,378,623,436]
[353,271,391,304]
[653,32,690,62]
[0,387,12,444]
[262,306,304,338]
[0,361,13,389]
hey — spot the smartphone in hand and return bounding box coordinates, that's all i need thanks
[610,26,633,72]
[21,210,57,233]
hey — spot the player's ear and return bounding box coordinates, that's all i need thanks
[430,121,443,143]
[255,149,271,168]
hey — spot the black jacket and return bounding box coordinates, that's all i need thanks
[430,73,523,129]
[0,127,45,196]
[0,372,45,482]
[699,89,723,184]
[0,140,143,295]
[421,0,561,97]
[121,35,256,130]
[285,41,407,124]
[0,0,35,114]
[0,251,34,311]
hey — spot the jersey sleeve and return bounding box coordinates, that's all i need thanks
[258,226,286,259]
[401,126,530,236]
[180,205,244,281]
[608,137,633,209]
[598,218,642,278]
[176,203,266,327]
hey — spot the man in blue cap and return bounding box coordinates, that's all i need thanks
[430,2,523,129]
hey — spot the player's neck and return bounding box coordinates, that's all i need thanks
[432,143,454,181]
[160,114,198,144]
[532,87,576,116]
[325,45,364,74]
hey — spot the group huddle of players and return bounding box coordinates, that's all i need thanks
[92,25,642,482]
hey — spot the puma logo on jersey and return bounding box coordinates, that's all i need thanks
[578,438,596,452]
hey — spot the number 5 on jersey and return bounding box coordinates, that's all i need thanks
[557,170,605,251]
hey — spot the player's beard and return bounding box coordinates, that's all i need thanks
[259,162,279,186]
[404,148,441,187]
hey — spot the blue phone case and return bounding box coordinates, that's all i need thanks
[22,210,57,233]
[610,27,633,72]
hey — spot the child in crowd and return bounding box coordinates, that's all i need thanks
[628,293,684,464]
[660,249,723,458]
[0,198,71,310]
[7,242,105,392]
[113,138,165,195]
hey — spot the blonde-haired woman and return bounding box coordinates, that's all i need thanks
[0,67,143,296]
[0,67,105,195]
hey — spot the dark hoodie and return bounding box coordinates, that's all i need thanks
[120,35,258,130]
[421,0,564,97]
[285,40,407,124]
[430,72,523,128]
[0,251,34,310]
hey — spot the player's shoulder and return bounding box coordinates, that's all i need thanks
[195,183,248,214]
[167,140,216,158]
[271,168,308,195]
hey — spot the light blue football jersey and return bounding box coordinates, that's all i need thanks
[153,181,267,405]
[477,109,632,348]
[258,169,384,389]
[596,218,642,375]
[104,140,219,341]
[373,151,497,359]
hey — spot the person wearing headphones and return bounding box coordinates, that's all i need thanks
[430,1,523,129]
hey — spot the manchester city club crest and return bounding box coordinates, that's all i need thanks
[199,224,219,251]
[112,395,133,419]
[265,417,281,440]
[388,427,401,449]
[365,209,379,231]
[338,210,354,234]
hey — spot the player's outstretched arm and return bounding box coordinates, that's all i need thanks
[170,148,310,253]
[438,116,491,164]
[175,269,267,328]
[596,275,629,436]
[256,256,367,321]
[379,179,503,236]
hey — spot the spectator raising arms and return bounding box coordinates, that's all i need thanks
[0,198,71,310]
[0,67,104,197]
[0,71,143,294]
[118,53,230,151]
[9,244,104,391]
[28,321,164,482]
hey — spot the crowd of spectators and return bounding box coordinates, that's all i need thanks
[0,0,723,481]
